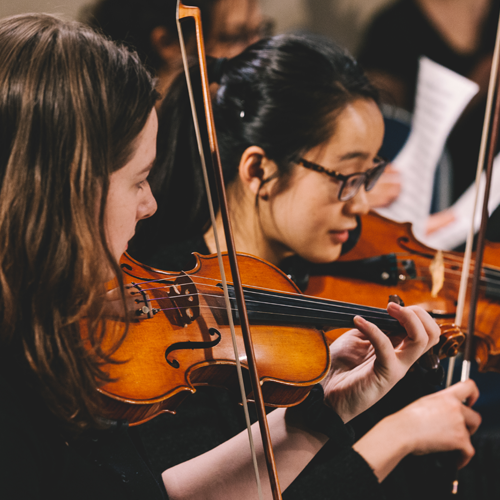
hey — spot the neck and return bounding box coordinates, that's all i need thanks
[203,183,293,266]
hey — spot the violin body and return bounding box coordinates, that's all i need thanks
[306,211,500,372]
[99,247,464,425]
[99,252,330,425]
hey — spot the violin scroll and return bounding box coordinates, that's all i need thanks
[436,324,465,359]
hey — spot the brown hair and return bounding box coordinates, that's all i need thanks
[0,14,157,432]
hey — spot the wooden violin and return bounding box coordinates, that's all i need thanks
[97,251,463,426]
[305,211,500,372]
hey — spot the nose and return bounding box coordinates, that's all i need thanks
[138,182,157,220]
[344,185,370,216]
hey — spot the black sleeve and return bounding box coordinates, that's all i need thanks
[283,385,386,500]
[284,445,386,500]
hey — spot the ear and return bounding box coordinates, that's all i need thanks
[238,146,277,199]
[150,26,181,65]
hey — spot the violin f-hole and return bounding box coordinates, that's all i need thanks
[165,327,222,369]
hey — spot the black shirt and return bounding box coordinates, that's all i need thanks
[0,372,168,500]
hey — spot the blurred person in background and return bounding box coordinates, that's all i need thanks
[81,0,270,97]
[358,0,500,215]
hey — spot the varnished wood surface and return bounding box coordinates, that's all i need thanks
[99,252,330,424]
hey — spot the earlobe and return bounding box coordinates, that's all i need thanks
[238,146,277,200]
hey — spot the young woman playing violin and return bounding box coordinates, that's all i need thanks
[0,15,460,500]
[128,34,481,499]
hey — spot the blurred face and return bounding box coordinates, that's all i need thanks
[105,110,158,262]
[206,0,265,58]
[260,99,384,264]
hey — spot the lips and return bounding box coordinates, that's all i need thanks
[329,230,350,243]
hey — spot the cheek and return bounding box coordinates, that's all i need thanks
[269,183,345,262]
[292,207,345,262]
[105,189,137,258]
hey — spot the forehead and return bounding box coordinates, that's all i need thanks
[117,110,157,177]
[309,99,384,164]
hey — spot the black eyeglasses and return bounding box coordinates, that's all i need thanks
[298,156,388,202]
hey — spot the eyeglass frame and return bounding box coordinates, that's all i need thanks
[298,156,388,202]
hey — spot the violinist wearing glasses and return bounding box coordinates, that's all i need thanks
[129,33,481,499]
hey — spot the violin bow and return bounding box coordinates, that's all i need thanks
[175,2,282,498]
[445,9,500,494]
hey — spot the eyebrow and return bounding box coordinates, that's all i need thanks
[137,159,155,176]
[337,151,371,161]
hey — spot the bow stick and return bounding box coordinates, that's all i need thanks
[445,9,500,494]
[175,2,282,498]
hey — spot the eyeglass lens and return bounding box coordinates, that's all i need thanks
[365,163,386,191]
[339,163,386,201]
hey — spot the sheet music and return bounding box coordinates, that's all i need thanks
[421,154,500,250]
[376,57,479,239]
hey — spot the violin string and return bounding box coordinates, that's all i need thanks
[123,252,500,318]
[410,267,482,283]
[394,252,500,274]
[140,283,401,323]
[150,290,397,322]
[398,275,493,296]
[396,256,500,278]
[127,269,497,323]
[412,261,500,280]
[132,278,399,317]
[131,268,497,307]
[410,267,500,291]
[398,260,500,287]
[130,271,389,309]
[154,302,400,327]
[126,254,500,289]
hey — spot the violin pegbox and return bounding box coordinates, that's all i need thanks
[168,272,200,326]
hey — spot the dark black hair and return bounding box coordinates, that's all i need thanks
[129,33,379,262]
[81,0,217,71]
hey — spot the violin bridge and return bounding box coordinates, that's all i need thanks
[168,272,200,326]
[430,250,445,297]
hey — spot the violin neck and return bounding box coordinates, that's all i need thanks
[226,285,404,333]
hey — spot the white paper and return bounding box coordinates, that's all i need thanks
[376,57,479,238]
[421,153,500,250]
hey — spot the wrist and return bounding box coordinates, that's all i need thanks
[286,385,354,445]
[381,411,416,456]
[352,414,413,482]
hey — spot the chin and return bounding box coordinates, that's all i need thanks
[301,244,342,264]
